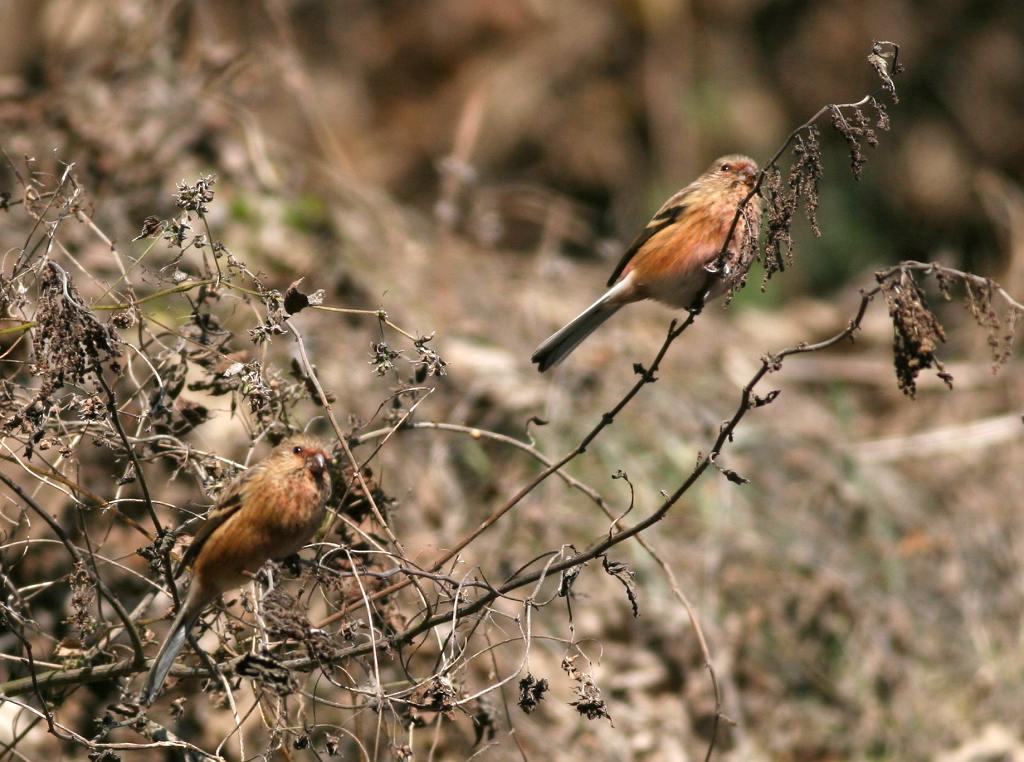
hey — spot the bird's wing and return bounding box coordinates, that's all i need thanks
[174,467,255,578]
[606,190,690,287]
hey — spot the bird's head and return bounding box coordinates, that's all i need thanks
[280,434,333,477]
[707,154,759,190]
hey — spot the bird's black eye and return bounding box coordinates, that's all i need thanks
[720,163,731,172]
[292,445,303,454]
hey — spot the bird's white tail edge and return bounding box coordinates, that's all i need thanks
[142,605,197,705]
[531,279,631,372]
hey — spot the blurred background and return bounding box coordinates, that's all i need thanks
[1,0,1023,760]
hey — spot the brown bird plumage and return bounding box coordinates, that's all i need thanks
[143,434,332,704]
[531,155,761,371]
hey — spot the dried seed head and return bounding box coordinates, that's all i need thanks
[878,270,952,397]
[4,264,119,448]
[174,174,217,214]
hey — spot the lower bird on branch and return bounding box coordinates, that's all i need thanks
[142,434,332,705]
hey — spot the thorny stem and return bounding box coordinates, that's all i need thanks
[0,472,147,669]
[712,41,901,275]
[5,614,60,737]
[355,418,725,759]
[91,279,216,311]
[0,321,35,337]
[312,278,889,656]
[316,309,701,628]
[285,316,399,545]
[5,151,77,278]
[95,374,181,610]
[352,421,614,510]
[0,693,219,758]
[321,42,907,633]
[0,452,111,512]
[284,317,431,610]
[312,304,420,343]
[197,212,223,282]
[2,269,875,702]
[302,53,909,757]
[296,58,910,753]
[898,261,1024,312]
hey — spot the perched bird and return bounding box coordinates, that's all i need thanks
[531,155,761,371]
[142,434,333,704]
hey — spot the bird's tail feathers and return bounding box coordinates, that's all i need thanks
[532,280,631,372]
[142,604,198,705]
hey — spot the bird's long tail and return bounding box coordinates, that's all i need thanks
[531,280,630,372]
[143,601,198,705]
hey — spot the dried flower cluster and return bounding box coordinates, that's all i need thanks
[757,42,899,289]
[3,263,119,452]
[877,262,1024,396]
[878,269,953,397]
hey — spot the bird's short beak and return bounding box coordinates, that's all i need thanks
[309,452,328,475]
[741,166,758,185]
